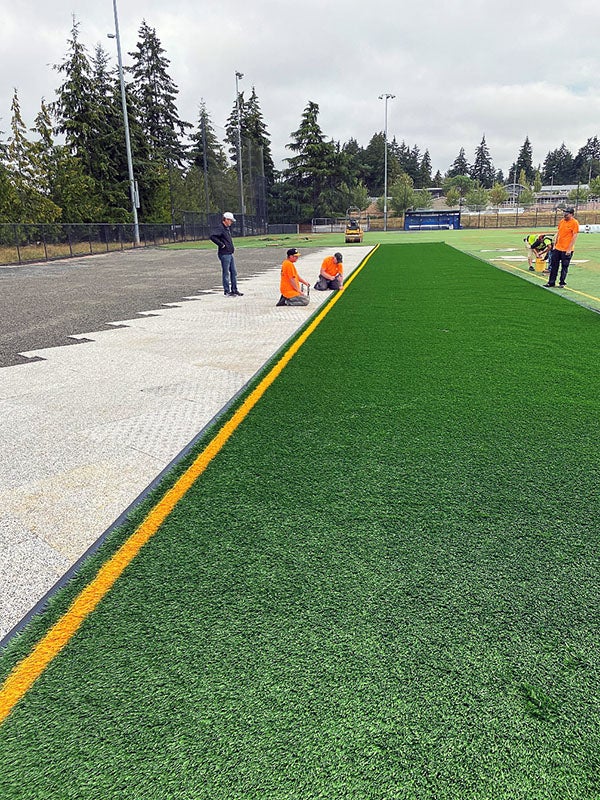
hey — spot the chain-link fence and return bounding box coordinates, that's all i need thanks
[0,215,269,266]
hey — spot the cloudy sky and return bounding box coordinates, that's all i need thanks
[2,0,600,179]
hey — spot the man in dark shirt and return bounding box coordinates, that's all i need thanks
[210,212,243,297]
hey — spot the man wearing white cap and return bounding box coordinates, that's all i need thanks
[210,212,243,297]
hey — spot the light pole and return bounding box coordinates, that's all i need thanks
[108,0,139,244]
[235,71,245,234]
[378,93,395,232]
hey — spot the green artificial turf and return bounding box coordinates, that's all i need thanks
[1,243,600,799]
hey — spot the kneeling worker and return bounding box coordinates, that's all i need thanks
[315,252,344,290]
[276,248,310,306]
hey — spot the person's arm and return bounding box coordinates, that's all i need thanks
[209,231,225,248]
[567,229,579,254]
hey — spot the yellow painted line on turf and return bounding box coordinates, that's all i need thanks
[0,245,381,726]
[489,261,600,305]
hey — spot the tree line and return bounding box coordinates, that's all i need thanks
[2,18,600,226]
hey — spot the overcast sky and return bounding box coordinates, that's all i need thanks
[2,0,600,179]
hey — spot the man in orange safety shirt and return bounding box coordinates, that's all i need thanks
[314,252,344,291]
[276,248,311,306]
[544,207,579,288]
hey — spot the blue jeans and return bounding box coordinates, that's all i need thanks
[219,253,238,294]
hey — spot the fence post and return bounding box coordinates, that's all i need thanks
[42,227,48,261]
[67,227,73,257]
[14,225,22,265]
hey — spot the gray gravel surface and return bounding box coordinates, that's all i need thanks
[0,246,296,367]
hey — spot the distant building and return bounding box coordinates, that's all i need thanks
[536,184,586,206]
[503,183,588,208]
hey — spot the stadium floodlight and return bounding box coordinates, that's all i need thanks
[109,0,140,244]
[378,94,395,232]
[235,71,245,233]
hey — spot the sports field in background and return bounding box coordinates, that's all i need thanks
[167,227,600,313]
[1,243,600,799]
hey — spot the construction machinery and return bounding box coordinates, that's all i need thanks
[344,208,363,243]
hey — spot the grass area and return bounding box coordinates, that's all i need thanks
[2,243,600,798]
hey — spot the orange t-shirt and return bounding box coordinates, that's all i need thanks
[320,256,343,279]
[280,259,301,298]
[555,217,579,251]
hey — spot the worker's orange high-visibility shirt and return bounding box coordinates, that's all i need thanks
[555,217,579,251]
[280,259,301,298]
[320,255,343,278]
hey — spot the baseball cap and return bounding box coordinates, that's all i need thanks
[563,207,575,214]
[223,212,236,221]
[287,248,300,257]
[334,252,343,261]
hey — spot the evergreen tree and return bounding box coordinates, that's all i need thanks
[509,136,534,184]
[225,91,245,165]
[495,169,505,184]
[418,150,432,189]
[6,90,62,223]
[470,135,495,188]
[573,136,600,183]
[542,143,575,184]
[432,169,443,186]
[405,145,421,184]
[89,43,131,217]
[362,132,400,196]
[33,101,101,222]
[284,101,336,220]
[446,147,469,178]
[128,20,192,222]
[51,18,98,178]
[188,100,231,212]
[244,87,276,183]
[341,138,366,185]
[128,20,191,164]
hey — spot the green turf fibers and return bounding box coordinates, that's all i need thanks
[1,243,600,799]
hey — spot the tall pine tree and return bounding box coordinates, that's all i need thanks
[284,101,336,220]
[542,143,575,185]
[51,18,100,184]
[187,100,233,212]
[508,136,534,185]
[446,147,469,178]
[128,20,190,164]
[470,135,495,188]
[7,90,61,223]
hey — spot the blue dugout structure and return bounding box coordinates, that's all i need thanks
[404,210,461,230]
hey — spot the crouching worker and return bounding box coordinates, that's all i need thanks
[524,233,552,271]
[314,252,344,290]
[276,248,310,306]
